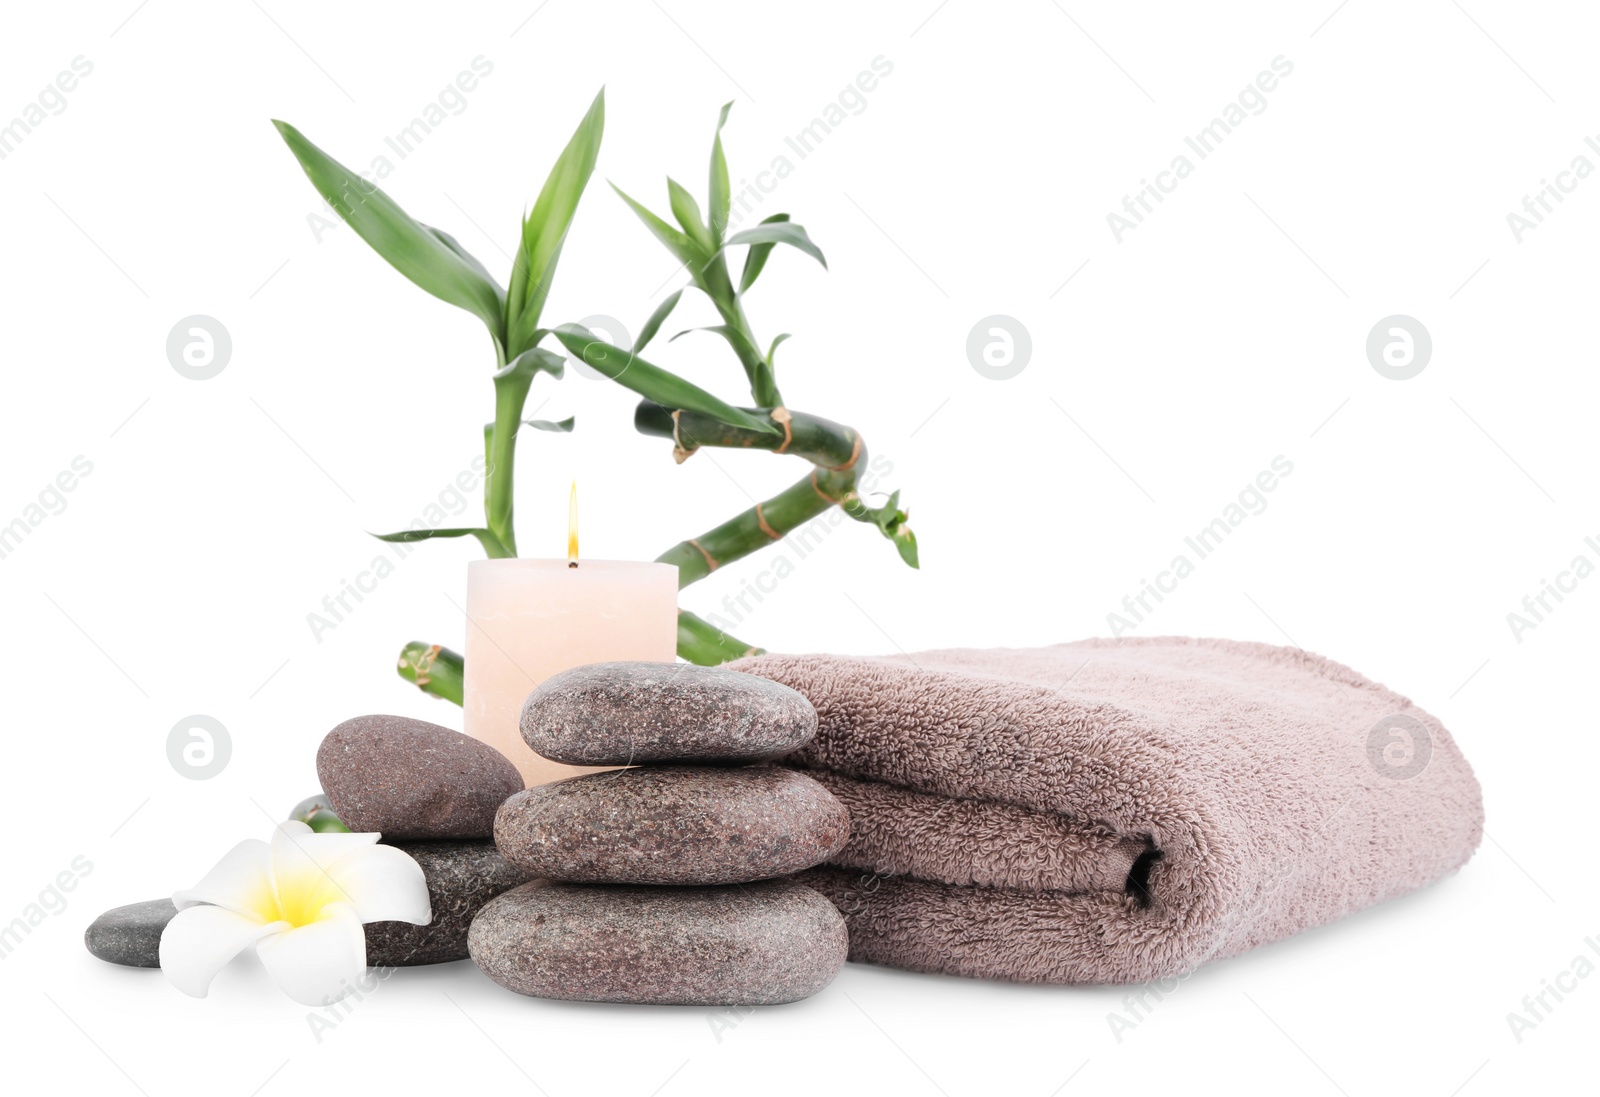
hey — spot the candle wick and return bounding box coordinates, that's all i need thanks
[568,561,579,569]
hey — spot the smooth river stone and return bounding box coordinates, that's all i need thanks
[495,766,851,885]
[366,841,534,966]
[468,879,848,1005]
[84,842,533,969]
[84,899,175,967]
[520,661,817,766]
[317,715,524,840]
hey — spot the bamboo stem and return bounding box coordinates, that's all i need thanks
[636,400,906,662]
[655,470,853,587]
[396,642,464,704]
[693,251,780,407]
[485,371,527,556]
[635,401,857,467]
[676,609,766,663]
[639,401,862,584]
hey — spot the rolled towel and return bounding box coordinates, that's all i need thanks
[736,636,1483,984]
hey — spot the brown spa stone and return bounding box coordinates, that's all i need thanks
[494,766,851,885]
[317,715,523,840]
[519,661,817,766]
[467,879,848,1005]
[365,841,534,966]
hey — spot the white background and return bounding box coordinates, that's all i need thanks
[1,1,1594,1094]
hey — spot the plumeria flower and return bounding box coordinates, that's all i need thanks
[159,821,430,1005]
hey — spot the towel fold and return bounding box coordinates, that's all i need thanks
[736,637,1483,984]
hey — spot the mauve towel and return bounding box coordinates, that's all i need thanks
[735,637,1483,984]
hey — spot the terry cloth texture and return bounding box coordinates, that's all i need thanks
[734,637,1483,984]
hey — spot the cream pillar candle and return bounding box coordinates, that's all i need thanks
[464,558,678,786]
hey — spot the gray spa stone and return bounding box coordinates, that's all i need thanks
[519,661,817,765]
[468,879,848,1005]
[366,840,534,966]
[84,899,176,968]
[317,715,524,840]
[495,766,850,885]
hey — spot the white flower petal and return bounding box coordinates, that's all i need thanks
[159,905,285,998]
[254,901,368,1007]
[323,844,431,926]
[272,819,382,868]
[270,822,380,921]
[171,838,274,919]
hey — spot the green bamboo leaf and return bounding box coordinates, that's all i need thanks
[894,527,920,568]
[551,324,778,435]
[737,213,790,293]
[525,416,575,432]
[844,489,918,569]
[273,120,506,341]
[495,345,566,382]
[634,289,683,353]
[667,177,713,251]
[767,333,791,367]
[611,182,704,269]
[372,527,507,556]
[669,324,764,370]
[668,325,778,409]
[668,325,717,342]
[708,102,733,245]
[506,238,568,357]
[505,89,606,356]
[726,220,827,271]
[429,225,501,290]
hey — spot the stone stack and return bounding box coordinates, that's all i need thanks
[315,715,533,966]
[469,661,851,1006]
[85,714,534,970]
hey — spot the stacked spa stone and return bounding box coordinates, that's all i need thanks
[469,662,851,1006]
[84,714,533,970]
[314,715,533,965]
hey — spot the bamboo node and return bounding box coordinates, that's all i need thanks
[755,503,781,541]
[671,409,699,464]
[689,538,720,572]
[825,431,863,472]
[771,406,794,454]
[413,643,441,688]
[810,469,837,503]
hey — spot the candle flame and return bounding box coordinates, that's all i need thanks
[567,480,579,566]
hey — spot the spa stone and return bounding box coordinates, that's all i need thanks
[468,879,847,1005]
[494,766,850,885]
[84,898,176,968]
[519,661,817,766]
[317,715,523,840]
[366,840,535,966]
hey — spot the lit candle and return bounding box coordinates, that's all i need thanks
[463,483,679,786]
